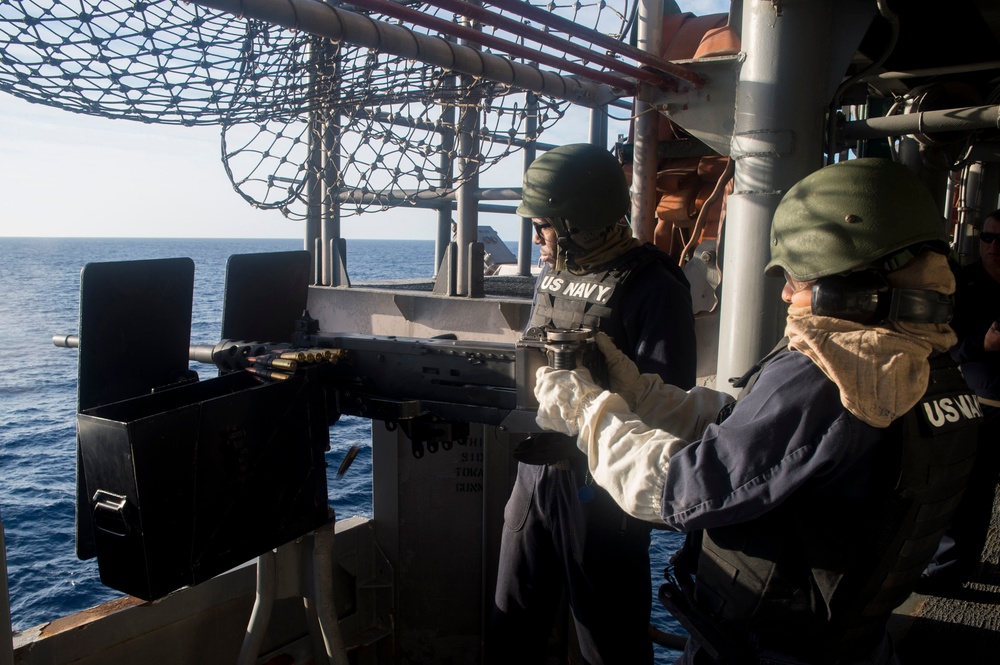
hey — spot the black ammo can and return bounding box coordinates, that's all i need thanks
[77,369,329,601]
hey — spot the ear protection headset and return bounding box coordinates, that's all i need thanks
[811,270,953,325]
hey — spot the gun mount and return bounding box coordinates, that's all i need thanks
[57,252,601,601]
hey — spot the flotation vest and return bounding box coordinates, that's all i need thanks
[679,345,980,662]
[527,244,687,341]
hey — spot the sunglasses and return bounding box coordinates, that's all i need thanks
[532,222,553,237]
[980,232,1000,244]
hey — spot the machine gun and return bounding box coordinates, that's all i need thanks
[191,317,605,458]
[57,251,604,601]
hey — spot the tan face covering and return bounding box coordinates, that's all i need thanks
[560,223,642,274]
[784,252,957,428]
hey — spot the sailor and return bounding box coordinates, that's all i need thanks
[532,158,981,664]
[920,208,1000,590]
[489,143,697,664]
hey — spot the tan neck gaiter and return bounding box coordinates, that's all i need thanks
[561,224,642,274]
[784,252,957,428]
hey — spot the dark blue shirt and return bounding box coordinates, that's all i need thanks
[660,350,887,530]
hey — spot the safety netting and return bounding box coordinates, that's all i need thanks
[0,0,634,220]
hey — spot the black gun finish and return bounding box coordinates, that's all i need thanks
[200,331,552,436]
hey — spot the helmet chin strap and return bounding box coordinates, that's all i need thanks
[556,237,586,270]
[554,219,614,271]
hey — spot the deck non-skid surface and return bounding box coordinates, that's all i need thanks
[892,486,1000,662]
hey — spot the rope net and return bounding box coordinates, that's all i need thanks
[0,0,634,220]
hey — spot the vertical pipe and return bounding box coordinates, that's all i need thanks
[956,162,986,265]
[944,170,957,232]
[321,115,342,286]
[715,0,834,392]
[320,144,332,286]
[960,162,984,231]
[436,206,453,279]
[518,93,538,276]
[305,38,324,283]
[631,0,662,243]
[436,99,458,278]
[455,11,483,296]
[329,239,343,287]
[306,124,323,281]
[319,42,342,287]
[589,105,607,147]
[313,237,323,285]
[455,112,481,296]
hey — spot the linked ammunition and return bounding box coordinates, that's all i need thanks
[314,348,346,362]
[277,348,346,364]
[246,366,294,382]
[248,355,297,372]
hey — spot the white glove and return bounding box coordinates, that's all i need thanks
[594,331,670,420]
[534,366,604,436]
[595,332,642,409]
[575,385,735,523]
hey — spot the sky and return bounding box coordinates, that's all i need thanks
[0,0,729,240]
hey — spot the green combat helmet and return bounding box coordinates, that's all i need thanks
[516,143,630,242]
[766,158,948,281]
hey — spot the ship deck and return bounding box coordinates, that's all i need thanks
[891,486,1000,662]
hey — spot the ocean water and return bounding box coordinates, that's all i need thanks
[0,237,684,662]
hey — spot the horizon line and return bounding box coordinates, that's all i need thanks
[0,235,453,242]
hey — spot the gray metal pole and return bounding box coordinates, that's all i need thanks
[435,96,457,279]
[841,104,1000,141]
[715,0,836,392]
[956,162,985,265]
[190,0,623,108]
[305,127,322,281]
[435,207,453,280]
[455,14,482,296]
[305,37,326,282]
[589,106,607,147]
[631,0,662,244]
[320,47,342,287]
[518,93,538,277]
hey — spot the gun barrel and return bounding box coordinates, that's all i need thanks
[54,335,221,368]
[189,344,217,364]
[52,334,79,348]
